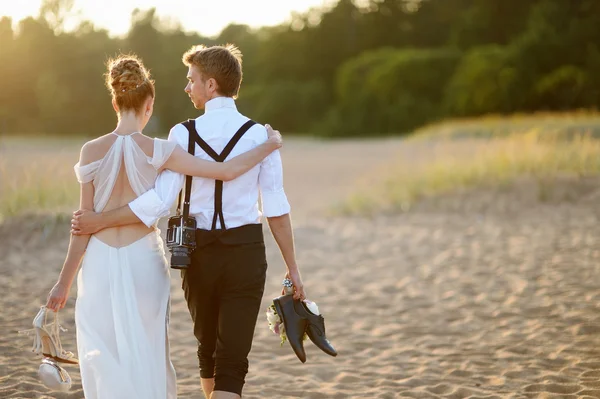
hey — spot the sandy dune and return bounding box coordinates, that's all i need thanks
[3,138,600,398]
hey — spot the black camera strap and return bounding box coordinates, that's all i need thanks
[186,119,256,230]
[176,120,197,218]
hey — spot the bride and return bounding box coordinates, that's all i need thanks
[40,54,282,399]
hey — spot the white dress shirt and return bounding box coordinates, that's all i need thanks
[128,97,291,229]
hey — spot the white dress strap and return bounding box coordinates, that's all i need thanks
[93,137,124,212]
[111,131,141,136]
[73,160,101,184]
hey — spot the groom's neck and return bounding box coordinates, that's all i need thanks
[210,94,228,101]
[200,94,232,110]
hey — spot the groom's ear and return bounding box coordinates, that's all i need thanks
[208,77,220,94]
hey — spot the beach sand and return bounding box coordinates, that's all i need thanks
[3,138,600,398]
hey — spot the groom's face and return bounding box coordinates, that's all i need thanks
[185,66,211,109]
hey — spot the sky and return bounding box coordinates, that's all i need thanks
[0,0,334,37]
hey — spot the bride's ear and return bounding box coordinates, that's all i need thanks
[112,99,119,113]
[145,97,154,116]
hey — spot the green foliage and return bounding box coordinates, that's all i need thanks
[238,80,329,133]
[449,0,535,49]
[444,45,519,116]
[534,66,589,110]
[322,47,461,136]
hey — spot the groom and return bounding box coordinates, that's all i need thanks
[71,44,306,399]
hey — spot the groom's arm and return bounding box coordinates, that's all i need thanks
[258,143,306,299]
[257,136,292,257]
[267,213,297,272]
[72,204,140,234]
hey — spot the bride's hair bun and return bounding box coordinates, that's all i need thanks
[105,54,155,113]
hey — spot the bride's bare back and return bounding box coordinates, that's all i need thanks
[75,132,177,248]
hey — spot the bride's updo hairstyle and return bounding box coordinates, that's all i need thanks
[105,55,155,115]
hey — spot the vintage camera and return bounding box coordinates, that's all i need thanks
[165,215,197,269]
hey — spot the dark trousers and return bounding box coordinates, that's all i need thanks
[181,225,267,396]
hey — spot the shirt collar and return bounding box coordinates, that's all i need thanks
[205,97,237,112]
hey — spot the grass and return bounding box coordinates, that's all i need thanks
[341,117,600,215]
[0,136,84,222]
[411,110,600,140]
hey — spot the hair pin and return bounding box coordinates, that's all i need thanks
[121,84,140,93]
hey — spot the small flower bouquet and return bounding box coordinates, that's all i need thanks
[266,303,289,345]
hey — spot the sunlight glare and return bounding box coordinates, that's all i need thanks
[0,0,332,37]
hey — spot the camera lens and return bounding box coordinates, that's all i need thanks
[170,248,192,270]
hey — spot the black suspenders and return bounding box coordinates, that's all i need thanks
[176,121,196,218]
[181,119,256,230]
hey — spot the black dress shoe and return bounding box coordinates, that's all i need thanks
[296,301,337,357]
[273,294,307,363]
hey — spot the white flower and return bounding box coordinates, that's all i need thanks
[303,299,320,315]
[266,306,280,326]
[266,305,285,340]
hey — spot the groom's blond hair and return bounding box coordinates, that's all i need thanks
[182,44,243,98]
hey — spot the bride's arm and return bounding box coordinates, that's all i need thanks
[161,125,282,181]
[46,152,95,311]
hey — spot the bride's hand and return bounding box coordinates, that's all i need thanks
[266,124,282,149]
[46,282,70,312]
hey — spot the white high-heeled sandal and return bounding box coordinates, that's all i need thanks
[20,306,78,365]
[38,357,72,392]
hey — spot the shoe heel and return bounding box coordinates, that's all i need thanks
[31,326,42,354]
[19,307,46,354]
[39,328,57,358]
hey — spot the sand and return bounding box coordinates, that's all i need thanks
[3,137,600,398]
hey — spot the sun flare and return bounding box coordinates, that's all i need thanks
[0,0,330,37]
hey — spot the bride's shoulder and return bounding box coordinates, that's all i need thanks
[79,134,114,164]
[78,138,101,165]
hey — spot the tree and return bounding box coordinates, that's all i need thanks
[39,0,76,34]
[444,45,519,116]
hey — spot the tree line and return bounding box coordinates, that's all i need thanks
[0,0,599,138]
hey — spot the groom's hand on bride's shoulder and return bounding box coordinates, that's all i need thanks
[71,209,102,236]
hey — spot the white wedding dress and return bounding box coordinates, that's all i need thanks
[73,133,178,399]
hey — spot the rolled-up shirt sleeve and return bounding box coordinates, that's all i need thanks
[128,125,187,227]
[129,169,184,227]
[259,148,291,217]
